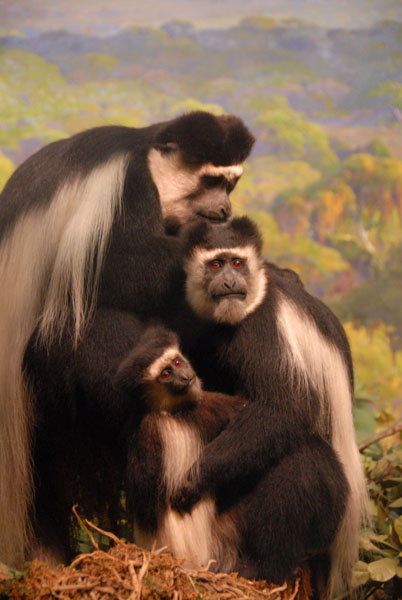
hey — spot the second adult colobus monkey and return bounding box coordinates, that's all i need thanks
[0,111,254,567]
[168,217,368,599]
[115,325,244,571]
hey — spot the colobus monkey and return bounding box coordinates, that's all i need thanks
[168,217,368,598]
[0,112,254,567]
[116,325,244,571]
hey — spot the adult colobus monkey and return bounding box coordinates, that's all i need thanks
[116,324,244,571]
[168,217,369,598]
[0,112,254,567]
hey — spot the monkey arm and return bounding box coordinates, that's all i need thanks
[171,386,319,513]
[186,392,246,443]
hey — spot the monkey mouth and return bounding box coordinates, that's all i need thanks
[174,377,196,394]
[196,212,227,223]
[213,292,246,301]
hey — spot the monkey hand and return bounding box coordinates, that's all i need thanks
[171,476,202,514]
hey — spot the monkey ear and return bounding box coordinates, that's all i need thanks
[230,217,263,253]
[153,141,180,155]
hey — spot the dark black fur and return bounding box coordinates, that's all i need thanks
[4,112,253,563]
[24,309,148,559]
[167,218,351,594]
[184,214,263,255]
[155,113,255,166]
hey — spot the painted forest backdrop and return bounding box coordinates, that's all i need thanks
[1,0,402,593]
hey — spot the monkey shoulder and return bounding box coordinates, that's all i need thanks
[264,262,352,377]
[265,261,304,288]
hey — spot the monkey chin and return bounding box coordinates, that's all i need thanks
[213,297,248,325]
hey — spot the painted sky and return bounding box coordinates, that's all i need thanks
[1,0,401,35]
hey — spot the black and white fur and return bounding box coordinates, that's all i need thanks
[116,326,243,571]
[168,217,369,598]
[0,111,254,567]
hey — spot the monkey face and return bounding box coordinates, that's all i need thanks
[203,253,249,324]
[157,354,197,395]
[148,147,243,228]
[144,348,202,412]
[185,245,267,325]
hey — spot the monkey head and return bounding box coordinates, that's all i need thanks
[148,112,255,229]
[116,325,202,412]
[183,217,267,325]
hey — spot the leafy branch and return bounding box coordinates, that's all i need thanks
[359,420,402,452]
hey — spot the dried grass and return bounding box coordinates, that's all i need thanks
[1,514,311,600]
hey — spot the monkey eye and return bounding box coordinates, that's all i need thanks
[203,175,225,189]
[232,258,243,268]
[174,359,181,367]
[161,367,172,379]
[227,177,240,193]
[210,260,221,270]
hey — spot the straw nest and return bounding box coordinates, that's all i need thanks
[0,516,311,600]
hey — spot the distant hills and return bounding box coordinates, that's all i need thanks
[1,18,402,132]
[1,0,401,33]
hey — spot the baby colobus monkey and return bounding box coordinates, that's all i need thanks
[116,325,244,571]
[168,217,368,599]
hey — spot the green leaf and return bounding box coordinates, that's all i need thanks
[353,404,377,444]
[367,558,397,582]
[0,561,23,580]
[390,497,402,508]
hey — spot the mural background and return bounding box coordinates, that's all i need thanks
[1,0,402,592]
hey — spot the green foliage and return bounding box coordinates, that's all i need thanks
[356,439,402,597]
[246,211,351,295]
[345,323,402,418]
[367,138,392,158]
[369,81,402,110]
[255,96,338,170]
[232,156,321,213]
[334,250,402,351]
[0,48,68,147]
[271,152,402,292]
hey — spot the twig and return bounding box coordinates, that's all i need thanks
[72,505,99,551]
[128,559,140,599]
[288,579,300,600]
[265,582,287,596]
[84,518,121,545]
[359,420,402,452]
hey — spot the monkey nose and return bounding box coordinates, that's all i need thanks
[220,204,231,219]
[220,200,232,220]
[180,370,195,383]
